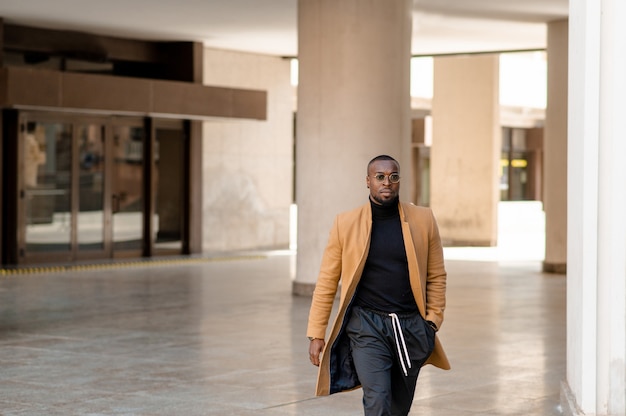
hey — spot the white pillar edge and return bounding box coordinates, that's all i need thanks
[563,0,601,413]
[597,0,626,413]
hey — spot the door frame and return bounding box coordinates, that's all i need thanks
[150,118,188,256]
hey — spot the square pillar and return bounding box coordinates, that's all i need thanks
[430,54,500,246]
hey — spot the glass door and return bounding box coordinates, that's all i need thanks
[76,123,107,256]
[19,114,146,262]
[19,116,111,262]
[16,112,187,264]
[153,122,185,254]
[22,120,73,260]
[111,122,145,255]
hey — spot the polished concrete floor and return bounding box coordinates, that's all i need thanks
[0,204,565,415]
[0,253,565,415]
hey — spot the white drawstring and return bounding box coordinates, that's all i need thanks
[389,313,412,376]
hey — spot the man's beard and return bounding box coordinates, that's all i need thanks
[372,195,398,206]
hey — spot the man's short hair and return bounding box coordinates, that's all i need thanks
[367,155,399,173]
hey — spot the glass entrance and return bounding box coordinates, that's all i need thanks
[153,123,185,253]
[112,123,145,254]
[16,113,188,264]
[77,124,106,253]
[15,113,155,263]
[20,118,111,262]
[22,121,73,257]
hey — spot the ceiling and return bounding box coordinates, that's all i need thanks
[0,0,568,57]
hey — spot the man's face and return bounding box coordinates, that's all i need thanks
[366,159,400,206]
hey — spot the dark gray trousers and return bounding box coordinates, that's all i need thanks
[346,305,436,416]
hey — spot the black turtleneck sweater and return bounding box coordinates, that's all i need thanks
[353,198,418,313]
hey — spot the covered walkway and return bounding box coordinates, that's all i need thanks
[0,203,565,415]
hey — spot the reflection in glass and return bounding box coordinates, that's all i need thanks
[112,125,144,251]
[77,125,105,250]
[24,122,72,252]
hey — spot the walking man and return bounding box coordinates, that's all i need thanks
[307,154,450,415]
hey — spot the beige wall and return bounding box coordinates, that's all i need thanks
[202,48,293,251]
[543,19,568,273]
[430,54,500,246]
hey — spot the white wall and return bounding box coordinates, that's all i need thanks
[202,48,293,252]
[564,0,626,414]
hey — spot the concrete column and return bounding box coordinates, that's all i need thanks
[562,0,626,414]
[543,20,568,274]
[430,55,500,246]
[293,0,413,294]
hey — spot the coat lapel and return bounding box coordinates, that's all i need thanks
[399,203,426,317]
[349,203,373,292]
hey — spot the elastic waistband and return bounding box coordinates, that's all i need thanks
[357,305,419,319]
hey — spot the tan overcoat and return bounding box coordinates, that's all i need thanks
[306,201,450,396]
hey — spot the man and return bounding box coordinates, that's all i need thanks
[307,155,450,416]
